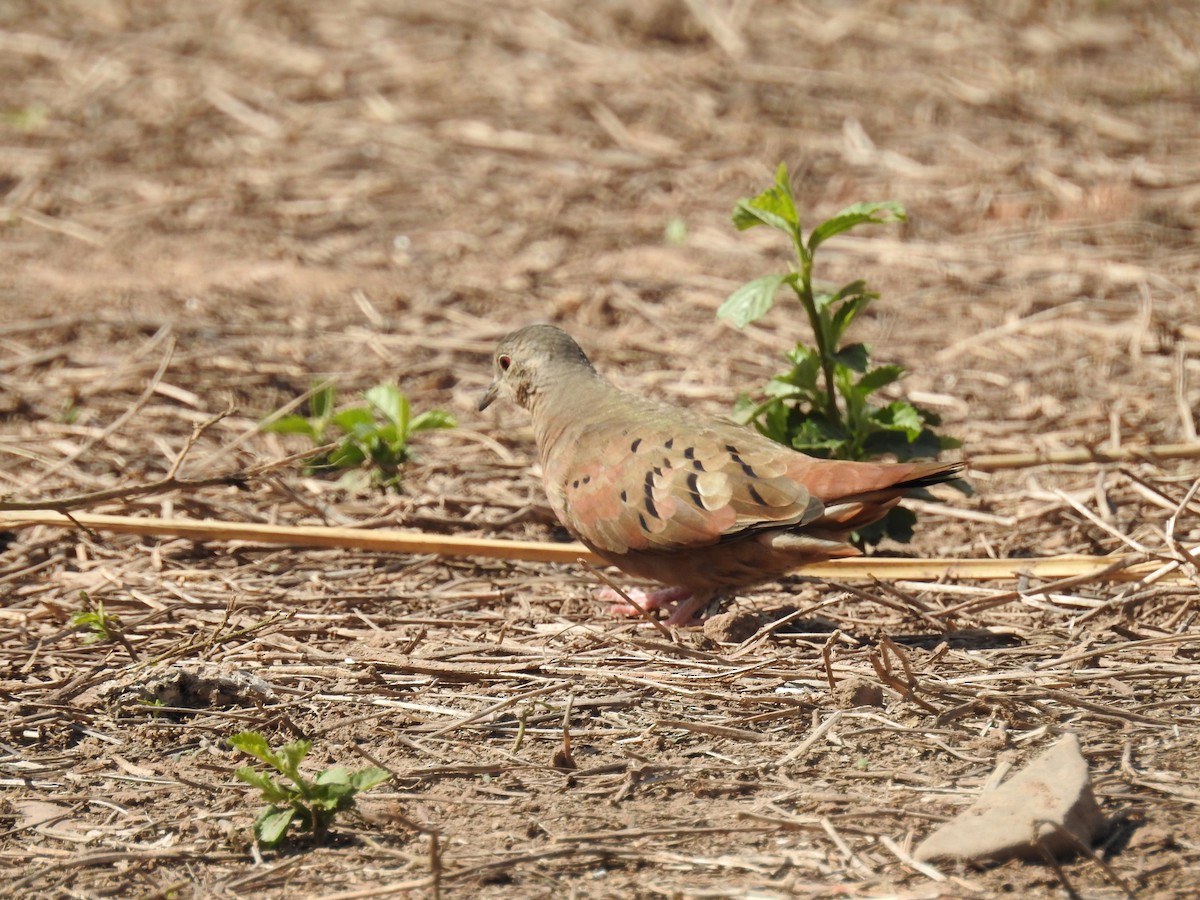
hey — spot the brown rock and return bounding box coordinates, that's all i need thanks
[915,733,1105,863]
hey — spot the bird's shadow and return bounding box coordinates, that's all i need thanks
[752,605,1025,652]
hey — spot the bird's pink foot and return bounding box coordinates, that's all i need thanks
[660,590,716,626]
[599,586,713,626]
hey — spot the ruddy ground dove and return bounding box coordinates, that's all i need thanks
[479,325,962,625]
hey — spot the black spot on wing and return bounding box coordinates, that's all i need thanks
[631,437,642,452]
[643,470,659,519]
[685,472,703,508]
[725,445,757,477]
[746,483,767,506]
[665,437,674,449]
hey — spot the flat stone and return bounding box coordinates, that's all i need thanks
[915,733,1105,863]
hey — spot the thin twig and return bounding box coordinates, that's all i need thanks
[821,629,841,690]
[969,441,1200,471]
[777,710,843,766]
[1037,820,1137,899]
[578,559,677,640]
[165,408,232,479]
[0,442,336,512]
[877,834,947,883]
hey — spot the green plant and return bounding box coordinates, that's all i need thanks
[230,731,389,850]
[70,592,122,644]
[263,382,455,490]
[59,400,80,425]
[718,163,962,543]
[3,104,47,131]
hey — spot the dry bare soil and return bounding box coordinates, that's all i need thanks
[2,1,1200,897]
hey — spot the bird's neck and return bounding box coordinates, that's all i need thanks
[529,367,613,460]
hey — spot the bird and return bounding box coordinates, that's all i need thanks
[478,324,963,625]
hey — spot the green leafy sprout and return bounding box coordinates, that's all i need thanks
[230,730,390,850]
[70,592,123,644]
[263,381,456,491]
[718,163,963,543]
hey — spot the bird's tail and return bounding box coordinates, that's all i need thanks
[808,460,965,532]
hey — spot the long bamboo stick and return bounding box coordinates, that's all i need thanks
[0,510,1188,584]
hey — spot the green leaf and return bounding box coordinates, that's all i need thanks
[760,398,792,445]
[277,740,312,781]
[230,731,277,766]
[365,384,409,433]
[827,285,877,343]
[255,806,296,849]
[331,407,375,437]
[309,782,357,810]
[262,415,320,439]
[812,291,837,314]
[310,382,336,420]
[718,274,791,328]
[328,441,366,468]
[829,279,870,303]
[315,767,350,786]
[409,410,457,432]
[854,505,917,547]
[731,393,759,425]
[371,423,401,449]
[235,768,294,804]
[872,400,925,440]
[857,364,905,394]
[731,163,799,235]
[348,767,391,791]
[833,343,869,373]
[763,377,808,400]
[808,201,906,252]
[234,766,275,792]
[788,416,848,453]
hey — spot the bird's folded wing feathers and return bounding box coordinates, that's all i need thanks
[555,424,824,555]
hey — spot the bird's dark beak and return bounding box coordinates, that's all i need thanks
[477,380,499,411]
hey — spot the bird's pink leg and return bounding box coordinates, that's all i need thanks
[601,585,691,617]
[660,589,715,626]
[599,586,713,625]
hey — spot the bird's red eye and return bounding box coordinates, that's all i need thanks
[499,355,511,371]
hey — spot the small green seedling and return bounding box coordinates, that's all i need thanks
[3,104,47,131]
[70,592,122,644]
[719,163,963,543]
[263,381,455,490]
[230,730,389,850]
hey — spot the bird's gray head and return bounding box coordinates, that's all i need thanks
[478,324,596,412]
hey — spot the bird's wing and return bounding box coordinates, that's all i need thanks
[551,419,824,555]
